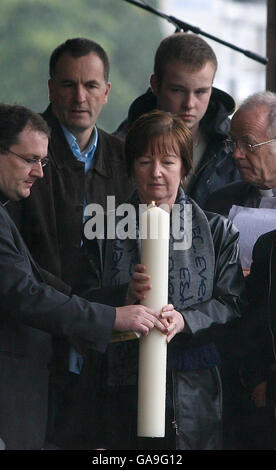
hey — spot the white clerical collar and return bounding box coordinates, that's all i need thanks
[259,187,276,197]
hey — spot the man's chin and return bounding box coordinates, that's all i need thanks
[181,120,199,134]
[18,188,31,200]
[238,169,255,183]
[66,116,93,132]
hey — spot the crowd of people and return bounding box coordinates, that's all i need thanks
[0,32,275,450]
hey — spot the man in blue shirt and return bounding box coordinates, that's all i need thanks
[7,38,134,448]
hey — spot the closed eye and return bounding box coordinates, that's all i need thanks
[170,87,184,93]
[195,88,210,95]
[86,82,100,89]
[138,160,151,165]
[61,81,75,88]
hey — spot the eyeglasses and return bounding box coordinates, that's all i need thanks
[7,149,49,167]
[224,138,276,154]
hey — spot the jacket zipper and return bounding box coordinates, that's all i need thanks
[171,372,178,436]
[192,152,216,180]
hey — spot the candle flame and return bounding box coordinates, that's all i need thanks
[151,201,156,206]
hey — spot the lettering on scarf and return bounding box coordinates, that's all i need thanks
[193,225,208,302]
[192,225,204,251]
[103,192,213,315]
[110,239,124,285]
[195,255,207,301]
[168,255,175,299]
[179,266,194,304]
[109,238,138,286]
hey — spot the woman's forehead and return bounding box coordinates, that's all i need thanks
[142,134,179,155]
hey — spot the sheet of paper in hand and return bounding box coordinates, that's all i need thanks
[229,205,276,269]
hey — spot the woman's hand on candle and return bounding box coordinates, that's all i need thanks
[125,264,151,304]
[115,305,167,336]
[160,304,185,343]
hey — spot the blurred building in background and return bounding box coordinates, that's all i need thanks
[160,0,267,108]
[0,0,267,130]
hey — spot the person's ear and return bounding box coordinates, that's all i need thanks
[104,82,111,104]
[48,79,53,102]
[150,74,159,96]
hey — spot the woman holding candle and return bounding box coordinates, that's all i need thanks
[81,110,246,450]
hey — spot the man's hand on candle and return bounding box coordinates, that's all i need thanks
[125,264,151,304]
[114,305,167,336]
[160,304,185,343]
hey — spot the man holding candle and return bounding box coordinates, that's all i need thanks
[81,110,246,450]
[0,103,169,450]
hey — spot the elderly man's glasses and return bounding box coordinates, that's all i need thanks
[224,138,276,154]
[7,149,49,167]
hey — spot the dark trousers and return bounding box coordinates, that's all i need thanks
[103,367,222,450]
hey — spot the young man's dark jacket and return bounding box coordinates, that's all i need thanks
[115,87,241,208]
[205,181,261,217]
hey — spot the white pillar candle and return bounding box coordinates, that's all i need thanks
[137,202,170,437]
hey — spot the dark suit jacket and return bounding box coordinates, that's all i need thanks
[6,106,134,396]
[0,196,116,449]
[204,181,261,216]
[242,230,276,391]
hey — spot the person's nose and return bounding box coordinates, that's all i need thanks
[30,162,44,179]
[74,84,86,103]
[151,162,162,178]
[183,93,195,110]
[232,144,246,161]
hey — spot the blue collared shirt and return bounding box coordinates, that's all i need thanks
[61,125,98,374]
[61,124,98,175]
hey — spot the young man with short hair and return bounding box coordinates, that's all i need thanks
[115,33,240,207]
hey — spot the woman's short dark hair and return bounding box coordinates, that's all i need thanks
[125,110,193,177]
[0,103,50,152]
[49,37,110,83]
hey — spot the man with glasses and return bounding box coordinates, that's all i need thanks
[206,91,276,216]
[0,103,167,449]
[205,90,276,449]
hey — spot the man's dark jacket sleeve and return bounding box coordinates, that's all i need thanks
[0,206,115,353]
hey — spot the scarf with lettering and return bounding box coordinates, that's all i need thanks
[101,187,218,386]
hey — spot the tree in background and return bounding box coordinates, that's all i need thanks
[0,0,163,132]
